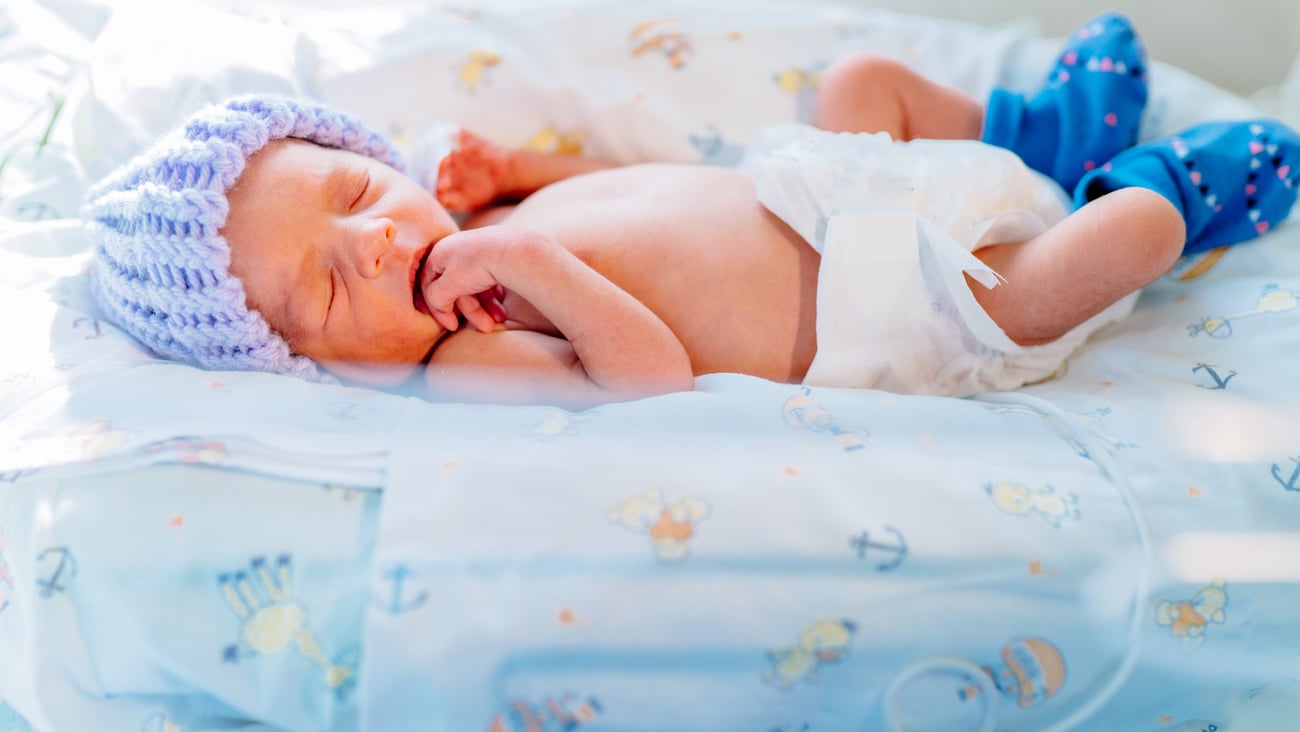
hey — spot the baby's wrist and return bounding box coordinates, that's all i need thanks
[500,149,523,197]
[472,225,559,283]
[502,226,560,267]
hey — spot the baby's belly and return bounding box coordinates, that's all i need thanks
[588,212,819,381]
[644,223,819,382]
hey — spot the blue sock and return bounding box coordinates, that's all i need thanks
[1074,119,1300,254]
[981,11,1148,191]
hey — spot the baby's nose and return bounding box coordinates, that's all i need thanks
[354,218,396,277]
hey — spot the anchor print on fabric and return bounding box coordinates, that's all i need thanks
[373,564,428,615]
[1192,363,1236,390]
[36,546,76,598]
[847,526,908,571]
[1271,457,1300,492]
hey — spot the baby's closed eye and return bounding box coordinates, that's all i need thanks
[324,267,338,327]
[348,171,371,211]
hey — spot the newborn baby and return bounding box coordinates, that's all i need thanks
[86,13,1298,407]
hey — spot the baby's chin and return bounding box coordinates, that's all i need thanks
[314,322,452,389]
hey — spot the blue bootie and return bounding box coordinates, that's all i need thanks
[1074,119,1300,254]
[982,11,1148,191]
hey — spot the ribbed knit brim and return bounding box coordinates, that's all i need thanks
[85,95,406,381]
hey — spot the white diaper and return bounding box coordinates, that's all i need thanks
[744,124,1138,396]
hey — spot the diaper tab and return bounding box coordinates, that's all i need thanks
[918,218,1005,290]
[918,218,1025,356]
[804,211,933,390]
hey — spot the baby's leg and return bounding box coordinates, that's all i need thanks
[1076,119,1300,253]
[970,187,1184,345]
[815,52,983,141]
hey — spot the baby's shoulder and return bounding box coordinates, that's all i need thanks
[512,162,752,216]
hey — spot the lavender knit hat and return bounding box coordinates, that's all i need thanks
[85,95,406,380]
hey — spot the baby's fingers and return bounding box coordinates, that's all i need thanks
[430,305,460,333]
[435,176,470,212]
[436,191,463,211]
[456,294,497,333]
[479,290,507,323]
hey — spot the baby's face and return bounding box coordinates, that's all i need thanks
[224,139,458,385]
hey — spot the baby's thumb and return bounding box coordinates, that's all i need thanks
[432,307,459,332]
[423,280,459,332]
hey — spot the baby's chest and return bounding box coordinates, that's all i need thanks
[519,177,754,246]
[507,165,804,291]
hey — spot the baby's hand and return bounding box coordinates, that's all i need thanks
[421,227,523,333]
[435,129,512,212]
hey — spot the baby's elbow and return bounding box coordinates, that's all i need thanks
[667,368,697,396]
[640,371,695,401]
[648,354,696,397]
[591,364,695,406]
[615,378,695,406]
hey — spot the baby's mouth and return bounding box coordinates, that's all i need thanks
[412,250,432,316]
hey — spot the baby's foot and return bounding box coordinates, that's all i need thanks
[1074,119,1300,253]
[982,11,1148,190]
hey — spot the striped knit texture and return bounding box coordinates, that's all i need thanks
[84,95,406,380]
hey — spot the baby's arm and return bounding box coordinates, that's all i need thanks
[437,130,614,212]
[421,225,693,407]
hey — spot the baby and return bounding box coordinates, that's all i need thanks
[87,13,1299,407]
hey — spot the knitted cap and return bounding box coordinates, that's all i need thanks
[85,95,406,380]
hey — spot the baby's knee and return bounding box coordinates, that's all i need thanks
[1110,186,1186,273]
[821,52,911,95]
[816,52,913,134]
